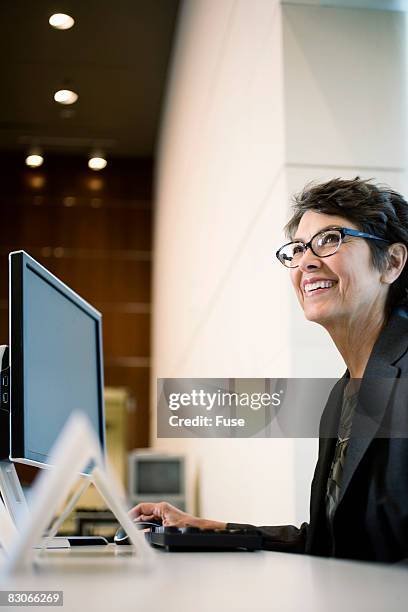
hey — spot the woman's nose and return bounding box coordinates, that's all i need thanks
[298,247,322,272]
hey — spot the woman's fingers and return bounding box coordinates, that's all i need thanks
[129,502,156,519]
[137,514,155,522]
[129,501,184,524]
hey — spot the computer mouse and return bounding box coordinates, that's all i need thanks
[114,519,162,545]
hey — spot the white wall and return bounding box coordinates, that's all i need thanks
[152,0,408,527]
[153,0,295,526]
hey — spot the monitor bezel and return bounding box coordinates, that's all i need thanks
[9,250,106,470]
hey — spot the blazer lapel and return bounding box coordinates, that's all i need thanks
[337,364,398,508]
[336,307,408,508]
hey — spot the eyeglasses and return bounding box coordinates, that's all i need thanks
[276,226,389,268]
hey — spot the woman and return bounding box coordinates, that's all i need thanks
[131,177,408,563]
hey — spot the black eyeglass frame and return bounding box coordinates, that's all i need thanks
[276,226,390,268]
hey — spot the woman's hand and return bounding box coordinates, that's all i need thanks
[129,501,201,528]
[129,501,227,530]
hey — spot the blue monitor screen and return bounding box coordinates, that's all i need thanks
[10,252,105,467]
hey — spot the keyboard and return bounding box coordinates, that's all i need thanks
[145,526,263,552]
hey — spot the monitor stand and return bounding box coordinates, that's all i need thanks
[45,477,91,540]
[0,461,29,527]
[0,461,72,549]
[0,483,18,555]
[3,412,152,573]
[0,461,116,550]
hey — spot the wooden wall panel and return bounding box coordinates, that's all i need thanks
[103,312,150,358]
[1,205,152,251]
[38,258,151,304]
[0,153,152,480]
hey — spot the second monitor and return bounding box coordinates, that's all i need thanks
[128,451,186,511]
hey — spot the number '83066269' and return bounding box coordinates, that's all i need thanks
[0,591,63,606]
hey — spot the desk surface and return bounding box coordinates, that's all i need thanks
[1,544,407,612]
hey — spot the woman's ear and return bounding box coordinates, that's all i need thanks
[381,243,408,284]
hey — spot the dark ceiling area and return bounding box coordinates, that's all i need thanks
[0,0,180,158]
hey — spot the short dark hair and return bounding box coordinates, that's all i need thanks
[285,177,408,316]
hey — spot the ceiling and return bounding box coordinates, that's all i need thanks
[0,0,180,158]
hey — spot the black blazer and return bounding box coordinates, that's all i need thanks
[228,306,408,563]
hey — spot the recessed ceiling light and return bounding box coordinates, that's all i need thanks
[88,157,107,171]
[25,154,44,168]
[54,89,78,105]
[28,175,46,189]
[49,13,75,30]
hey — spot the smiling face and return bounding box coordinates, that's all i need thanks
[289,211,389,328]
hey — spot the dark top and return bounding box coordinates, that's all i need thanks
[227,306,408,563]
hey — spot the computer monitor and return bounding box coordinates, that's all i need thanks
[6,250,106,469]
[0,251,106,526]
[128,451,186,510]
